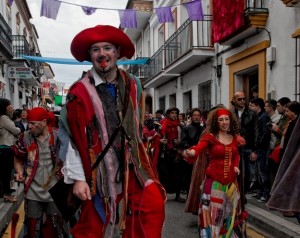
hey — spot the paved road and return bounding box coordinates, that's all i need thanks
[0,190,268,238]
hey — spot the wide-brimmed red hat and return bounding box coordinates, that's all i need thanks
[71,25,135,62]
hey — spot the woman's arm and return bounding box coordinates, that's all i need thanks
[3,116,21,135]
[182,139,209,163]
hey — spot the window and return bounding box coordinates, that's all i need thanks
[159,96,166,113]
[23,27,27,38]
[198,80,211,110]
[293,28,300,101]
[158,24,165,48]
[183,90,192,112]
[16,12,20,35]
[169,93,176,107]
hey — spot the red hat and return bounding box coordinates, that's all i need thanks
[216,108,230,117]
[27,107,50,122]
[70,25,135,62]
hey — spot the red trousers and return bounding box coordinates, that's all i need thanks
[71,170,165,238]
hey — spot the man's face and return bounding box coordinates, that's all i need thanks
[264,103,272,114]
[234,92,246,109]
[191,111,201,123]
[277,103,285,115]
[28,120,46,137]
[249,103,259,114]
[168,111,178,120]
[89,42,120,74]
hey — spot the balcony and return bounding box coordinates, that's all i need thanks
[0,13,13,59]
[127,57,150,79]
[143,16,214,88]
[12,35,42,85]
[282,0,300,7]
[218,0,269,46]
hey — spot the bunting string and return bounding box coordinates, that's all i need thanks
[41,0,204,26]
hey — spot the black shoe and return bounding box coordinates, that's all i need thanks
[258,196,268,203]
[252,193,261,199]
[175,196,186,203]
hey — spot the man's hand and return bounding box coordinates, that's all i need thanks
[73,180,91,201]
[15,169,25,182]
[249,151,257,161]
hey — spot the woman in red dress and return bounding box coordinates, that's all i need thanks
[183,108,246,238]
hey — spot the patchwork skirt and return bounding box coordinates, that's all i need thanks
[198,177,246,238]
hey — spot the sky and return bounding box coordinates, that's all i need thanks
[27,0,128,88]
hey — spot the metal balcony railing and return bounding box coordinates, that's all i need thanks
[165,16,212,67]
[245,0,268,14]
[0,13,13,55]
[143,45,164,79]
[128,57,150,78]
[12,35,42,77]
[143,15,213,79]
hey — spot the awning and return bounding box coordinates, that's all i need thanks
[21,55,149,65]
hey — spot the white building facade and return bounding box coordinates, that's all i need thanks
[0,0,63,110]
[124,0,300,114]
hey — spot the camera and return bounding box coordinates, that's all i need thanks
[267,121,273,130]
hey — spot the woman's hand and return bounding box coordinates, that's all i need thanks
[183,149,195,157]
[234,166,240,175]
[236,134,246,147]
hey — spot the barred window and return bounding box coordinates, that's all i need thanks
[198,80,212,110]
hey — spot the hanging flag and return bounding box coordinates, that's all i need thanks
[8,0,13,6]
[212,0,245,43]
[81,6,97,16]
[118,10,137,28]
[184,0,204,21]
[40,0,61,20]
[155,6,173,23]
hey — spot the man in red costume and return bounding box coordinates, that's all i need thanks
[158,107,185,202]
[58,25,165,238]
[13,107,65,237]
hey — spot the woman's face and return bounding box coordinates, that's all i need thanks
[285,107,297,120]
[6,104,14,119]
[217,115,230,132]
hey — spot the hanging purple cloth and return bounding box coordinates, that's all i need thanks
[8,0,13,6]
[118,10,137,28]
[184,0,204,21]
[155,6,173,23]
[40,0,61,20]
[82,6,97,16]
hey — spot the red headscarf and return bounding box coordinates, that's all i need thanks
[216,108,230,117]
[27,107,50,122]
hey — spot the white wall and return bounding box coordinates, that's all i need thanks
[218,0,300,103]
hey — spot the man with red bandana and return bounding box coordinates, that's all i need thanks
[57,25,165,238]
[13,107,65,238]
